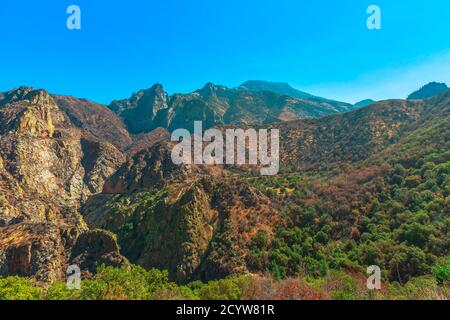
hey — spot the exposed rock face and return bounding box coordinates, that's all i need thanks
[0,87,128,282]
[0,87,126,221]
[0,223,76,282]
[109,84,169,134]
[103,142,197,194]
[0,223,128,282]
[82,90,450,284]
[84,176,280,283]
[70,229,129,275]
[0,88,59,137]
[81,139,126,194]
[83,142,280,283]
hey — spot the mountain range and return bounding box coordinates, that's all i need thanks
[108,81,357,134]
[0,81,448,288]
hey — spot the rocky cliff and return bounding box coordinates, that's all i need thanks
[0,87,128,282]
[83,142,281,282]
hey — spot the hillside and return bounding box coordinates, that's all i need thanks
[52,95,132,151]
[408,82,448,100]
[81,90,449,284]
[274,98,432,172]
[354,99,376,108]
[0,86,448,298]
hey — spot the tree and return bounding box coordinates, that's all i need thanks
[389,245,429,283]
[397,222,435,248]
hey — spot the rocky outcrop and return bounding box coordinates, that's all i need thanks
[0,223,128,282]
[81,139,126,194]
[0,89,59,137]
[109,84,169,134]
[69,229,129,275]
[0,87,127,282]
[0,223,77,282]
[83,142,280,283]
[2,84,447,287]
[103,141,200,194]
[0,87,126,221]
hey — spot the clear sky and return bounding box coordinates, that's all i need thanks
[0,0,449,104]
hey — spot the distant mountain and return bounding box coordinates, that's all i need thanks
[239,80,354,110]
[109,82,356,134]
[239,80,316,99]
[354,99,376,108]
[407,82,448,99]
[109,84,169,134]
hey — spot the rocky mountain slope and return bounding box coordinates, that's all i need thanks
[0,85,448,286]
[239,80,355,112]
[239,80,319,99]
[108,82,356,134]
[82,90,448,283]
[274,97,437,172]
[0,87,128,282]
[52,95,132,151]
[82,142,281,282]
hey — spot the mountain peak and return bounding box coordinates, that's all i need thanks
[239,80,314,99]
[241,80,290,88]
[200,82,219,92]
[196,82,229,98]
[0,87,52,108]
[407,82,448,100]
[149,83,164,91]
[108,84,169,134]
[136,83,165,97]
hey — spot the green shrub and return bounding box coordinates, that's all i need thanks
[79,265,170,300]
[46,282,81,300]
[401,276,446,300]
[0,276,43,300]
[153,284,198,300]
[197,276,251,300]
[433,259,450,285]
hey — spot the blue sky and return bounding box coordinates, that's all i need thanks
[0,0,449,104]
